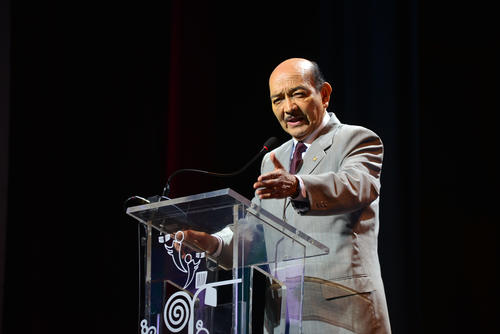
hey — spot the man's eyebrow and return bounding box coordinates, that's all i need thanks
[289,85,308,93]
[270,85,309,99]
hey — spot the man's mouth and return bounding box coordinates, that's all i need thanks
[285,115,306,127]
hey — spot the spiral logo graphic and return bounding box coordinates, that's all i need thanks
[163,291,191,332]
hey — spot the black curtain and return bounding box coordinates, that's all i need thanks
[2,0,498,333]
[420,2,498,332]
[0,0,10,330]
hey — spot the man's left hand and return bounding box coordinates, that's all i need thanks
[253,152,299,199]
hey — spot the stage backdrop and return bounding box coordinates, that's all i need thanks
[2,0,498,333]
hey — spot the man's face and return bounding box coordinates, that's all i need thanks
[269,67,330,141]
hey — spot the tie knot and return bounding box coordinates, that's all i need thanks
[295,141,307,155]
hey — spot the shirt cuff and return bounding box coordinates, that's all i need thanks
[291,175,310,214]
[211,234,223,257]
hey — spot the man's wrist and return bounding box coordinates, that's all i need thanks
[291,175,307,200]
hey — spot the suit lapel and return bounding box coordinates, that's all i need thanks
[300,114,341,175]
[275,140,293,171]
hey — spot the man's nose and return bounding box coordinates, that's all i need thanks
[283,96,296,113]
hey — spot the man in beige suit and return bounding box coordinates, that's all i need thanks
[185,58,391,333]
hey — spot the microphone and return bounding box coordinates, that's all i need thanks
[162,137,280,198]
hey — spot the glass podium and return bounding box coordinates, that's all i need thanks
[126,188,329,334]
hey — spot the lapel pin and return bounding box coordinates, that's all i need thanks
[313,156,317,161]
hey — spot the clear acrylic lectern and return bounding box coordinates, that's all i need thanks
[126,188,329,334]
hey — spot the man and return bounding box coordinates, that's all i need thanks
[185,58,391,333]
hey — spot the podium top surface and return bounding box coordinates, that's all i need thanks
[127,188,251,215]
[126,188,329,257]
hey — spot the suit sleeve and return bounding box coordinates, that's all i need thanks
[296,126,383,215]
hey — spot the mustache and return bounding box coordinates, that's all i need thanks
[284,113,306,122]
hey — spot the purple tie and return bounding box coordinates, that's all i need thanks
[290,142,307,174]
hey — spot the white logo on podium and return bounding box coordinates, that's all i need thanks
[151,230,241,334]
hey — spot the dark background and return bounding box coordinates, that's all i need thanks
[1,0,498,333]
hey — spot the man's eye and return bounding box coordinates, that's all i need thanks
[273,98,282,104]
[293,91,305,97]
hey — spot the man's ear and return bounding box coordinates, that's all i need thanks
[321,82,333,108]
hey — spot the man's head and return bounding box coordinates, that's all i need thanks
[269,58,332,141]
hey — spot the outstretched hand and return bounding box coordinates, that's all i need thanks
[253,152,299,199]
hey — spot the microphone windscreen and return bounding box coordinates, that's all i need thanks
[263,137,280,152]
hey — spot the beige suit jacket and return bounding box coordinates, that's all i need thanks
[218,113,391,333]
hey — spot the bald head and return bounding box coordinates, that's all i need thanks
[270,58,325,92]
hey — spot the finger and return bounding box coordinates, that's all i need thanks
[256,183,287,198]
[257,189,281,199]
[254,178,280,189]
[270,152,285,170]
[255,186,275,196]
[257,176,298,199]
[256,170,284,183]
